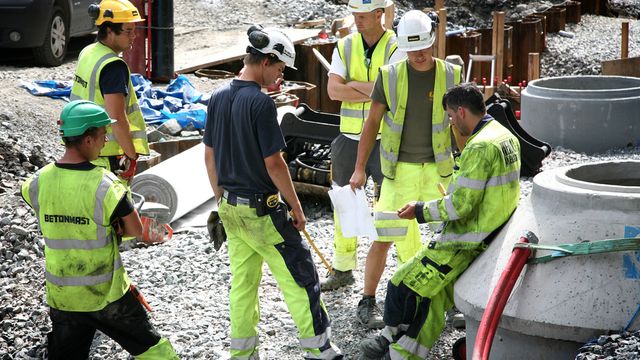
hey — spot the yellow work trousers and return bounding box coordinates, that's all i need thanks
[218,198,337,359]
[374,162,449,264]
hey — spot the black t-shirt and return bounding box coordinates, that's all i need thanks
[54,162,133,221]
[361,34,380,62]
[202,80,286,196]
[99,60,129,96]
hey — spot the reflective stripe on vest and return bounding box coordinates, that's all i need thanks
[455,170,520,191]
[422,120,521,244]
[106,129,148,142]
[71,42,149,156]
[439,231,491,243]
[21,164,130,311]
[379,58,460,179]
[46,257,124,286]
[45,174,117,250]
[338,30,397,135]
[26,166,121,256]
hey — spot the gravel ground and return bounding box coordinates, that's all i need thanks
[1,1,640,359]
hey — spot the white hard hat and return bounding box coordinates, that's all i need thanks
[397,10,436,52]
[247,26,297,69]
[348,0,393,13]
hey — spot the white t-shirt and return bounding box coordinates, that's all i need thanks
[328,46,406,79]
[328,41,405,140]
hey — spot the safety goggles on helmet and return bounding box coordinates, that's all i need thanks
[246,25,297,69]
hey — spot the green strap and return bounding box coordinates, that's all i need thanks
[515,238,640,264]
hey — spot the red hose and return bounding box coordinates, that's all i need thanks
[472,234,534,360]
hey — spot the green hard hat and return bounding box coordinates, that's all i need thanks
[59,100,115,137]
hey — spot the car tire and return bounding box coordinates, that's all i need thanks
[33,6,69,67]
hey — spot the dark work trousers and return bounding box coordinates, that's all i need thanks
[48,291,161,360]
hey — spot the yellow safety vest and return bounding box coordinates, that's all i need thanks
[337,30,398,135]
[21,164,131,311]
[379,58,461,179]
[420,119,521,245]
[71,42,149,156]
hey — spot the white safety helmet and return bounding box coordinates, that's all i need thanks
[348,0,393,13]
[397,10,436,52]
[247,25,297,69]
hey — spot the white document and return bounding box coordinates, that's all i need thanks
[328,184,378,240]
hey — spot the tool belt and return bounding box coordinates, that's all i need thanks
[223,190,281,217]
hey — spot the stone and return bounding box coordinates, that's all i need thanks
[10,225,29,237]
[157,119,183,136]
[146,129,166,143]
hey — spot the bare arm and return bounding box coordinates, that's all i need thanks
[327,74,373,103]
[346,81,374,98]
[349,100,386,190]
[104,93,137,159]
[204,145,224,203]
[264,151,306,231]
[121,209,143,238]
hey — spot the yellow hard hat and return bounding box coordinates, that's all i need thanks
[90,0,144,26]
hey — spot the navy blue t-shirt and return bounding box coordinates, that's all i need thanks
[99,60,129,96]
[203,79,285,196]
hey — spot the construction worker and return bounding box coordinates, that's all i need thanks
[203,25,343,360]
[70,0,149,181]
[21,100,179,360]
[349,10,461,329]
[322,0,404,295]
[359,83,521,359]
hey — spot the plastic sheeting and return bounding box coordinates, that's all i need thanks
[131,143,214,223]
[20,74,210,130]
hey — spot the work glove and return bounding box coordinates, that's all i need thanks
[116,155,138,182]
[207,210,227,251]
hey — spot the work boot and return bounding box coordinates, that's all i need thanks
[359,334,390,359]
[320,269,355,291]
[446,308,466,329]
[357,296,385,329]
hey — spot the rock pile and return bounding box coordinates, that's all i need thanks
[576,331,640,360]
[541,15,640,77]
[0,132,51,360]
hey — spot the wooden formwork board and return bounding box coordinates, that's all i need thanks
[175,29,320,74]
[602,57,640,77]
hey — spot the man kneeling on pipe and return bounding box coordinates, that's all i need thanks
[21,100,179,360]
[359,83,521,359]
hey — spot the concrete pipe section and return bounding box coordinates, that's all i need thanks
[455,160,640,359]
[521,76,640,154]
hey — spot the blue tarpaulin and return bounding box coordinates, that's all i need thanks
[20,74,209,130]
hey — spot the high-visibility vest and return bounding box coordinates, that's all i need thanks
[337,30,398,135]
[379,58,461,179]
[422,119,521,245]
[21,164,131,312]
[70,42,149,156]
